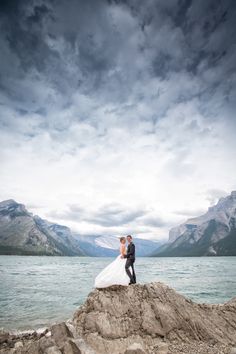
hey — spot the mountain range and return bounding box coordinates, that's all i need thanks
[153,191,236,256]
[1,192,236,257]
[0,199,159,256]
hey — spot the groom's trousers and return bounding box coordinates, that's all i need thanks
[125,258,136,284]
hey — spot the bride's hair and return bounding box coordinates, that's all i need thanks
[119,236,126,243]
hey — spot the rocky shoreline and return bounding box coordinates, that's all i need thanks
[1,282,236,354]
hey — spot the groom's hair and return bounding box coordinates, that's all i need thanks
[127,235,132,239]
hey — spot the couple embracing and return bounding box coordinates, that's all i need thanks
[94,235,136,288]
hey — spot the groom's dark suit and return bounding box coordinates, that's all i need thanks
[124,242,136,284]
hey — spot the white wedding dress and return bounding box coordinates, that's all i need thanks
[94,245,130,288]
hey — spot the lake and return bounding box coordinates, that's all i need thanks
[0,255,236,331]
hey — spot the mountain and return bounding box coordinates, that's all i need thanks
[0,199,84,256]
[74,234,161,257]
[152,191,236,256]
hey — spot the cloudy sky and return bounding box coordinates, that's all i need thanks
[0,0,235,240]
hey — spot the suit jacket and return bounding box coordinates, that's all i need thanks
[124,242,135,261]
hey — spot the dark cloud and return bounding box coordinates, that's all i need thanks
[0,0,236,239]
[0,0,235,123]
[48,203,147,227]
[138,216,168,228]
[47,202,172,230]
[84,204,147,227]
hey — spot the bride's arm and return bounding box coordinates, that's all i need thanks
[120,244,126,257]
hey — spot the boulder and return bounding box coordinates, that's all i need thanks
[14,341,23,348]
[72,338,97,354]
[20,340,41,354]
[0,332,9,346]
[124,343,146,354]
[45,346,62,354]
[50,322,73,347]
[62,339,81,354]
[39,336,56,351]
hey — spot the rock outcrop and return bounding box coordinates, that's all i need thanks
[72,282,236,353]
[1,282,236,354]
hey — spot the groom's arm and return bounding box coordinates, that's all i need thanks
[124,244,135,258]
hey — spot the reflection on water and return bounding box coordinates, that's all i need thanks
[0,255,236,330]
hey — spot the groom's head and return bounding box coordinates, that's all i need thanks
[126,235,132,243]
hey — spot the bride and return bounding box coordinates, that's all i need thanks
[94,236,130,288]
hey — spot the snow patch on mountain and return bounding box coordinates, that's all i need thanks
[94,235,119,250]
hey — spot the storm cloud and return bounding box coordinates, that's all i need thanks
[0,0,235,240]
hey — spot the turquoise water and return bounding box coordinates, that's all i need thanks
[0,256,236,331]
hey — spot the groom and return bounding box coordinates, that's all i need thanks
[123,235,136,284]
